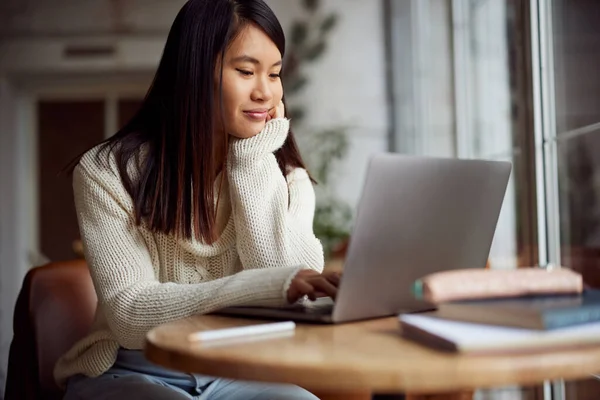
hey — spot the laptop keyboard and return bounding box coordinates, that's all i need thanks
[282,297,335,315]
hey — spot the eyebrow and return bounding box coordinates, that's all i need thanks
[230,55,282,67]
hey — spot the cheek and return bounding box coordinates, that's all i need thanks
[221,87,240,118]
[274,83,283,103]
[220,74,246,116]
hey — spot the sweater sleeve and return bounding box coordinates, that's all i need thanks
[227,118,325,273]
[73,163,300,349]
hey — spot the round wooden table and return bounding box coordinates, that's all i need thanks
[145,315,600,399]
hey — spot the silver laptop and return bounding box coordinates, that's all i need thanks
[217,153,512,323]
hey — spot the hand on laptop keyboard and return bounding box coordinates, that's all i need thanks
[286,269,341,303]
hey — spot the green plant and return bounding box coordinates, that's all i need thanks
[282,0,352,258]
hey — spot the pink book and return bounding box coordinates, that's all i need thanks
[412,268,583,304]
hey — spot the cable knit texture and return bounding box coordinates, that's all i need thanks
[54,118,324,386]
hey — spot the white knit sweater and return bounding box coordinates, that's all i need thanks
[54,118,324,385]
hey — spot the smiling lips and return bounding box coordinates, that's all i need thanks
[243,108,270,121]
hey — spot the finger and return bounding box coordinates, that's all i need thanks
[276,101,285,119]
[280,102,285,118]
[287,279,306,303]
[324,271,342,287]
[310,278,338,300]
[266,106,276,121]
[293,279,316,302]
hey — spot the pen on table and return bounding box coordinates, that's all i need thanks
[188,321,296,342]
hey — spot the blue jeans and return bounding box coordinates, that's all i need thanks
[63,349,319,400]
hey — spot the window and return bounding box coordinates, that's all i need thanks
[386,0,537,269]
[538,0,600,286]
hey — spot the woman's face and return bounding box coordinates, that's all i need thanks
[217,24,284,139]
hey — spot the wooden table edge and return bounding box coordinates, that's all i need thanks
[144,316,600,394]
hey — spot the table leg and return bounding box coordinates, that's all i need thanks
[406,391,474,400]
[310,390,371,400]
[308,390,474,400]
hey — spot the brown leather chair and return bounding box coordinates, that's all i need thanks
[5,259,97,400]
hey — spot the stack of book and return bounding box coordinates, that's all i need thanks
[399,268,600,353]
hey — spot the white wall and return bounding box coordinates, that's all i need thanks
[0,78,15,397]
[0,77,30,399]
[390,0,456,157]
[268,0,389,210]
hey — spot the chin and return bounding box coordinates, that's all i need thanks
[230,122,266,139]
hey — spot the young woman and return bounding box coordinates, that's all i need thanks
[55,0,340,398]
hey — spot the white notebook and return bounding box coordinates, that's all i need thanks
[399,312,600,353]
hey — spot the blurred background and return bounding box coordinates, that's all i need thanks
[1,0,600,398]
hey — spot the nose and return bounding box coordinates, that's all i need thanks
[250,76,273,103]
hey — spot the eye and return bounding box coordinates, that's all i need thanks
[270,73,281,79]
[236,69,253,76]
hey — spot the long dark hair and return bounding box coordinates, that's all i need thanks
[82,0,310,244]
